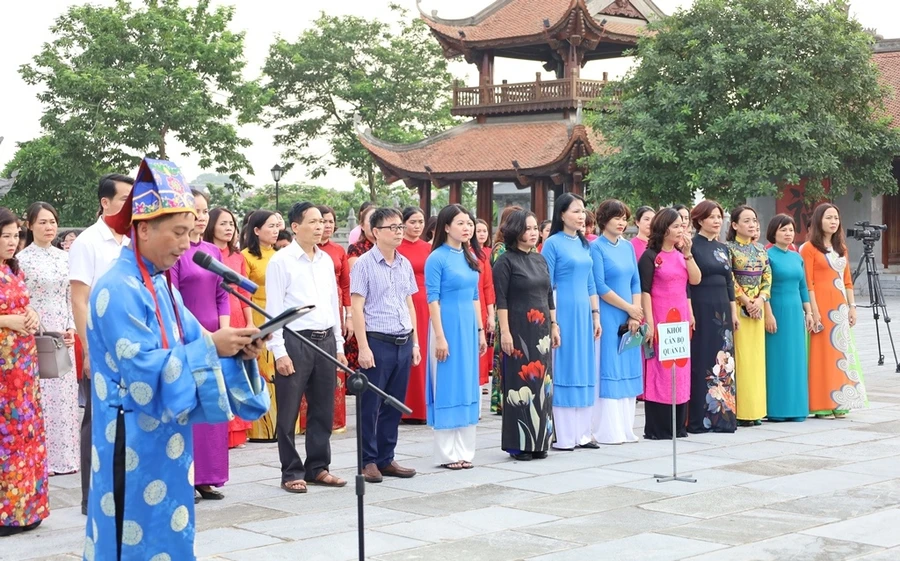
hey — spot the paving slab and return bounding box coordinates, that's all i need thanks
[373,530,576,561]
[516,485,670,518]
[377,465,529,494]
[195,503,288,532]
[658,507,839,545]
[774,428,894,447]
[766,478,900,519]
[740,469,893,498]
[850,419,900,434]
[800,436,900,461]
[221,529,427,561]
[194,527,283,557]
[245,483,421,515]
[717,455,849,477]
[639,486,795,519]
[237,505,418,540]
[618,466,770,497]
[376,483,547,517]
[689,440,824,461]
[377,506,559,542]
[855,548,900,560]
[681,534,881,561]
[830,456,900,478]
[497,466,646,494]
[604,452,741,476]
[801,508,900,547]
[527,532,725,561]
[518,506,698,545]
[2,526,86,561]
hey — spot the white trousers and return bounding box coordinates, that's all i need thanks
[434,425,477,465]
[552,406,594,449]
[592,397,638,444]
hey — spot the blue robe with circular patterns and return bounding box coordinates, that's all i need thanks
[84,247,269,561]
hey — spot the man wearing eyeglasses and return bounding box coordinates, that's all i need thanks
[350,207,420,483]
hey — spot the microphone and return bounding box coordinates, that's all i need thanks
[192,250,258,294]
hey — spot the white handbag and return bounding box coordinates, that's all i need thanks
[34,324,72,379]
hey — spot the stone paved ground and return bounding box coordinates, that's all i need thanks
[8,300,900,561]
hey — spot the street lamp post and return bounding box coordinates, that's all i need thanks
[270,164,284,212]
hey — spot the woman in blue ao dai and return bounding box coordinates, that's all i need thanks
[591,200,644,444]
[764,215,814,421]
[425,205,488,469]
[541,193,602,450]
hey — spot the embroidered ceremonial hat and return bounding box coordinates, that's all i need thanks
[108,158,196,235]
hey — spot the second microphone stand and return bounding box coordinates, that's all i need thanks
[221,283,411,561]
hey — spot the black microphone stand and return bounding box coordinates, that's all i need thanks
[220,282,411,561]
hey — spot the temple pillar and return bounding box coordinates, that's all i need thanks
[417,179,432,218]
[476,179,493,224]
[531,179,548,222]
[570,172,584,197]
[449,180,463,205]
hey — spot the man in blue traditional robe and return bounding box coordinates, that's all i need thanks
[83,158,270,561]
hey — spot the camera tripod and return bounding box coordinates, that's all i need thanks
[851,240,900,372]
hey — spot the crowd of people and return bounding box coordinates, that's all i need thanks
[0,160,868,557]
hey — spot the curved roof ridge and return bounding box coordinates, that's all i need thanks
[356,117,478,152]
[417,0,524,27]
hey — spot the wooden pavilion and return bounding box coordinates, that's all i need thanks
[356,0,665,221]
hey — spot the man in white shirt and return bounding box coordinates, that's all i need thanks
[68,173,132,515]
[266,201,348,494]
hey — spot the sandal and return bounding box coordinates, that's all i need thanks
[440,462,465,470]
[833,411,848,418]
[281,480,307,494]
[308,471,347,487]
[461,461,474,469]
[195,486,224,500]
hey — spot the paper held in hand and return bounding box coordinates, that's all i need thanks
[657,321,690,364]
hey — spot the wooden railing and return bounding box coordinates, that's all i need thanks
[452,74,609,116]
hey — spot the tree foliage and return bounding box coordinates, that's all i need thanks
[262,4,457,200]
[19,0,262,175]
[585,0,900,208]
[1,136,109,226]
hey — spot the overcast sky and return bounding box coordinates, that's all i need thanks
[0,0,897,190]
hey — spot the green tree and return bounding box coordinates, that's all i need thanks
[19,0,263,176]
[431,182,477,214]
[585,0,900,209]
[1,136,109,226]
[262,5,457,201]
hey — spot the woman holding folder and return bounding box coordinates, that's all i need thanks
[590,200,644,444]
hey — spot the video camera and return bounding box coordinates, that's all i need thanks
[847,221,887,243]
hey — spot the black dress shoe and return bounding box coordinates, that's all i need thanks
[532,451,548,459]
[577,441,601,449]
[510,452,533,461]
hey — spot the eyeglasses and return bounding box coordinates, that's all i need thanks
[374,225,406,233]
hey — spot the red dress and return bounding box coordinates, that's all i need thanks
[299,240,349,433]
[396,238,431,420]
[345,237,374,371]
[0,264,49,529]
[221,249,254,448]
[476,248,496,385]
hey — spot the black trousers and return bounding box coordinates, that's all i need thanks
[274,331,336,483]
[79,377,92,509]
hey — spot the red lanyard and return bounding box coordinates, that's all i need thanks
[133,227,183,349]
